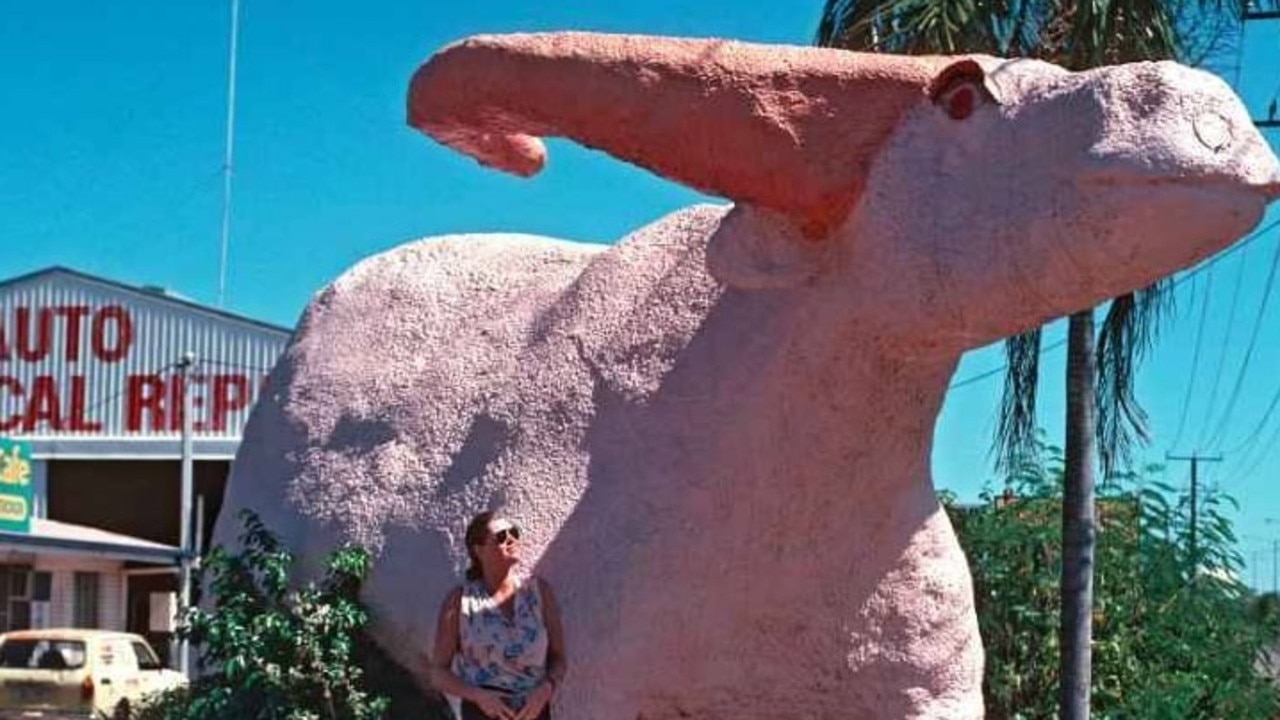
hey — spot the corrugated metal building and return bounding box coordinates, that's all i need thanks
[0,267,289,659]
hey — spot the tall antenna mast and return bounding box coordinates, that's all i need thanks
[217,0,241,308]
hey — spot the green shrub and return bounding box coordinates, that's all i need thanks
[948,447,1280,719]
[138,510,390,720]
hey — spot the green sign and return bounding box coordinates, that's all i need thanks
[0,440,32,534]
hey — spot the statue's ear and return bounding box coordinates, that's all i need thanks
[705,205,828,289]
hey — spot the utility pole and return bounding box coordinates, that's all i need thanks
[217,0,241,308]
[177,353,195,679]
[1267,519,1278,596]
[1165,452,1222,563]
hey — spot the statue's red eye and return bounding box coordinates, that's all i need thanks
[945,86,975,119]
[929,59,992,120]
[937,80,985,120]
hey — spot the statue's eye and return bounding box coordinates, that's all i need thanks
[935,79,988,120]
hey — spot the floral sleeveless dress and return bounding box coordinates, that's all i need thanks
[456,577,550,698]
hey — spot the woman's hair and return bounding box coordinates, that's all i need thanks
[463,511,496,581]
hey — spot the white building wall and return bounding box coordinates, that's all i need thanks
[100,571,123,631]
[37,555,125,630]
[48,567,71,627]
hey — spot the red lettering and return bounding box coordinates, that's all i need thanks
[173,374,213,432]
[126,375,166,432]
[67,375,102,432]
[16,308,52,362]
[0,317,9,362]
[210,374,250,431]
[91,306,133,362]
[0,377,21,431]
[54,306,90,363]
[23,375,61,432]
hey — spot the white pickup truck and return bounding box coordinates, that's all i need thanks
[0,629,186,719]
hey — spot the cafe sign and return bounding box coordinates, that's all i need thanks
[0,439,32,533]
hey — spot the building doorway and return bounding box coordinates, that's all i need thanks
[125,570,178,667]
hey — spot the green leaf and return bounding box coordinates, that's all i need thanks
[137,511,393,720]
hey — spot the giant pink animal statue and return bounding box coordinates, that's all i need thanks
[216,33,1280,719]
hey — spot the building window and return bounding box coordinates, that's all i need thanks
[73,573,100,628]
[0,566,33,632]
[32,572,50,603]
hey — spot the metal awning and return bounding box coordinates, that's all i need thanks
[0,518,181,565]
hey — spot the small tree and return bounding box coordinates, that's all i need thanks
[139,511,389,720]
[948,447,1280,719]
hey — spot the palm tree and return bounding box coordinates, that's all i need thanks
[816,1,1261,717]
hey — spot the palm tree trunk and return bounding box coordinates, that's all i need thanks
[1060,308,1097,719]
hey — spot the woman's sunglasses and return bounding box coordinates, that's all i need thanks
[489,526,521,546]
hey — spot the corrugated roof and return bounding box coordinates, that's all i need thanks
[0,518,181,564]
[1,265,291,441]
[0,266,292,335]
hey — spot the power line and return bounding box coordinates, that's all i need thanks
[948,338,1066,390]
[79,362,180,419]
[1224,376,1280,455]
[1184,206,1280,454]
[1182,216,1280,280]
[1169,270,1211,450]
[1202,228,1280,449]
[1195,251,1249,448]
[1227,408,1280,484]
[944,216,1280,392]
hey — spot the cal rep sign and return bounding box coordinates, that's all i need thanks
[0,270,288,439]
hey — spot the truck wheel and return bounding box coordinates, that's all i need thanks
[112,699,132,720]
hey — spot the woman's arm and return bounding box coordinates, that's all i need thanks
[426,587,481,703]
[539,577,567,686]
[516,578,568,720]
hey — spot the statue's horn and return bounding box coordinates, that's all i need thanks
[408,32,955,238]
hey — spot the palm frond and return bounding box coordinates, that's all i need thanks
[994,328,1043,473]
[820,0,1262,65]
[817,0,894,50]
[818,0,1009,53]
[816,0,857,48]
[1095,281,1175,478]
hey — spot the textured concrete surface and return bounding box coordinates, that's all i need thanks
[216,33,1280,720]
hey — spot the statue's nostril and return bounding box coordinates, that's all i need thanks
[1193,111,1233,152]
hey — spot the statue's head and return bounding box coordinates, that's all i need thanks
[408,33,1280,352]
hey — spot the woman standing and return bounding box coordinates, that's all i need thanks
[429,512,567,720]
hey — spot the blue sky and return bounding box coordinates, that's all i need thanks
[4,1,1279,590]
